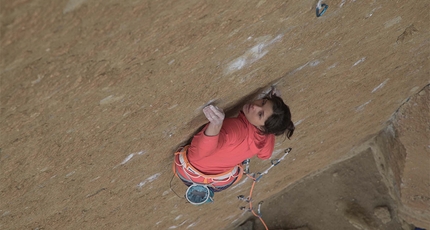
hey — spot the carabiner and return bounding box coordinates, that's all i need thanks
[257,201,263,216]
[316,3,328,17]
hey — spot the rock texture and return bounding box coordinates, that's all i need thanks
[235,86,429,230]
[0,0,428,229]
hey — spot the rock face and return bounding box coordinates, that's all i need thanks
[234,86,429,230]
[374,206,391,224]
[0,0,428,230]
[395,86,430,228]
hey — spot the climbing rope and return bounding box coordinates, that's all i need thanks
[238,148,292,230]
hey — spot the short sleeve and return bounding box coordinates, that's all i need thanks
[257,135,275,159]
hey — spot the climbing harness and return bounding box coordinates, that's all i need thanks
[316,2,328,17]
[238,148,293,230]
[174,146,243,184]
[173,145,244,186]
[172,145,244,205]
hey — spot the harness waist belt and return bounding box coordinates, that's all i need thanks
[173,145,243,186]
[177,151,238,180]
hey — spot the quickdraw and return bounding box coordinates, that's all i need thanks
[238,148,293,230]
[316,3,328,17]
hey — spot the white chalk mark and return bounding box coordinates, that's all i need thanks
[371,79,389,93]
[100,95,124,105]
[168,104,178,110]
[225,34,283,75]
[356,100,372,112]
[340,0,346,7]
[294,119,304,126]
[328,63,338,70]
[353,57,366,67]
[31,74,44,86]
[121,154,134,165]
[66,171,75,177]
[168,226,177,229]
[296,62,309,71]
[229,57,247,71]
[137,173,161,188]
[289,62,309,76]
[310,60,320,67]
[367,9,375,18]
[366,7,380,18]
[175,215,182,220]
[113,150,146,169]
[89,176,100,182]
[2,211,10,217]
[384,16,402,28]
[63,0,87,14]
[187,222,198,229]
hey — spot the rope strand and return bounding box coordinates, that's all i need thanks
[241,148,292,230]
[245,175,269,230]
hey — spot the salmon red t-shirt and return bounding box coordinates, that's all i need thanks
[187,111,275,175]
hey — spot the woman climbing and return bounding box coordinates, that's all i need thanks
[173,88,295,204]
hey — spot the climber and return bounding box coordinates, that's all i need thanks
[173,88,295,204]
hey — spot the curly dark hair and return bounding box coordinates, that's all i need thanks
[260,95,295,139]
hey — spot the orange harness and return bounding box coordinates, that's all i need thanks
[173,146,243,187]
